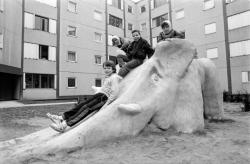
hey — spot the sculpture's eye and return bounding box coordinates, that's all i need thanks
[151,73,160,82]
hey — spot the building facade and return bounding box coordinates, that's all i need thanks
[0,0,23,100]
[0,0,249,100]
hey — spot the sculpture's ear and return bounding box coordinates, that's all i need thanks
[153,39,195,79]
[118,104,142,115]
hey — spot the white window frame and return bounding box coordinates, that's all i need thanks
[107,0,112,5]
[94,10,102,21]
[128,5,133,13]
[0,0,4,11]
[68,0,77,13]
[95,78,102,87]
[67,25,77,36]
[204,22,216,35]
[49,19,57,34]
[203,0,214,11]
[242,72,250,83]
[140,5,146,13]
[67,77,77,88]
[24,12,35,29]
[95,55,102,65]
[228,11,250,30]
[49,46,56,61]
[67,51,77,62]
[152,37,157,48]
[128,23,133,31]
[94,32,102,42]
[24,42,39,59]
[176,9,184,20]
[108,34,113,46]
[206,47,218,59]
[35,0,57,8]
[0,33,3,49]
[141,22,147,31]
[230,40,250,57]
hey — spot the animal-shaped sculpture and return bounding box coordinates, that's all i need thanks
[0,39,224,163]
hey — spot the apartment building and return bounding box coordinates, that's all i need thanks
[226,0,250,93]
[0,0,23,100]
[0,0,249,100]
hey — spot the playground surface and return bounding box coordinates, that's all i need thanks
[0,102,249,164]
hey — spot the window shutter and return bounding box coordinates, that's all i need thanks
[25,12,35,29]
[49,19,56,34]
[49,46,56,61]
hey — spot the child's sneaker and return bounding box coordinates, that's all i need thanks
[47,113,63,124]
[50,121,67,133]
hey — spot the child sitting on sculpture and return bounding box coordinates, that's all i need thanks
[115,30,154,78]
[47,60,121,133]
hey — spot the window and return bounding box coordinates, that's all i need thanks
[128,5,133,13]
[94,10,102,21]
[152,0,168,8]
[108,0,123,9]
[49,19,56,34]
[35,0,57,7]
[94,32,102,42]
[109,14,123,28]
[35,15,49,32]
[25,13,35,29]
[206,48,218,59]
[204,22,216,34]
[95,79,102,87]
[68,77,76,88]
[25,73,54,88]
[95,55,102,65]
[228,11,250,30]
[152,37,157,48]
[226,0,236,4]
[67,51,76,62]
[68,0,77,13]
[24,43,55,61]
[0,0,3,11]
[49,46,56,61]
[108,35,113,46]
[67,26,76,36]
[0,33,3,56]
[230,40,250,57]
[141,23,147,31]
[128,23,133,31]
[242,71,250,83]
[0,33,3,49]
[24,43,39,59]
[176,9,184,19]
[141,5,146,13]
[39,45,49,60]
[152,13,168,28]
[203,0,214,10]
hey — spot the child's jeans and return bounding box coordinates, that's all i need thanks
[118,58,143,77]
[63,93,108,127]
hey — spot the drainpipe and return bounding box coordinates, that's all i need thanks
[148,0,152,45]
[56,0,61,98]
[168,0,172,24]
[20,0,25,100]
[222,0,232,94]
[123,0,126,38]
[105,0,108,61]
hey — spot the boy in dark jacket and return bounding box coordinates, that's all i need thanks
[117,30,154,78]
[157,20,185,42]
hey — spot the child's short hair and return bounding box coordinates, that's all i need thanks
[132,29,140,35]
[161,20,171,28]
[103,60,116,73]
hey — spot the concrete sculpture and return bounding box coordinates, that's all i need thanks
[0,39,224,162]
